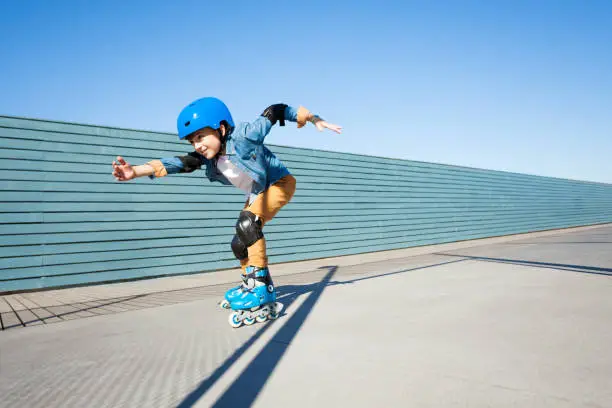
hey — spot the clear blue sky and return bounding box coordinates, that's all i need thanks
[1,0,611,183]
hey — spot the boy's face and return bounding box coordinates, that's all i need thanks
[187,127,223,159]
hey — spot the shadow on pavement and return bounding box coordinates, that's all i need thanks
[178,258,468,407]
[504,241,612,244]
[438,253,612,277]
[177,266,337,408]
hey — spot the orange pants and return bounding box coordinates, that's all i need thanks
[240,175,296,271]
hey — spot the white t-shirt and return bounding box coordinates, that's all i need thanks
[216,155,254,198]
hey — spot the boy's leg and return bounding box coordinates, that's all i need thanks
[224,175,296,313]
[242,175,296,268]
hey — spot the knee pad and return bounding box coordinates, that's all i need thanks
[235,211,263,247]
[231,234,248,260]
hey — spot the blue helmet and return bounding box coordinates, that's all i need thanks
[176,97,235,140]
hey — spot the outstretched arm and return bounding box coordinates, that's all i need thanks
[263,103,342,133]
[112,156,154,181]
[112,152,205,181]
[246,103,342,143]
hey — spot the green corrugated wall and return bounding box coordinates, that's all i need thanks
[1,115,611,292]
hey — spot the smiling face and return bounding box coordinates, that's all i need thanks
[186,126,225,159]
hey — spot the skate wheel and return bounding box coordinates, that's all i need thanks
[244,316,255,326]
[228,312,243,328]
[219,299,230,310]
[269,302,284,320]
[255,306,270,323]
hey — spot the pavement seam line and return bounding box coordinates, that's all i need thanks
[21,293,65,321]
[4,297,25,328]
[11,296,46,325]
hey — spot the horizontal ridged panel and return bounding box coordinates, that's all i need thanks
[1,115,611,291]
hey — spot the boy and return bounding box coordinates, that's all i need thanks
[112,97,342,327]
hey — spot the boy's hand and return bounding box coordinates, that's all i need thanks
[314,120,343,134]
[112,156,136,181]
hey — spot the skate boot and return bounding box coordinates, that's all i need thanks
[218,273,248,310]
[227,266,284,328]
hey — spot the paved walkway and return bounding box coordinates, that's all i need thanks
[1,224,611,407]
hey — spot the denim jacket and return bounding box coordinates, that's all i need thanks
[151,105,304,200]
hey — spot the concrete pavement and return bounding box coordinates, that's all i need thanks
[1,224,611,407]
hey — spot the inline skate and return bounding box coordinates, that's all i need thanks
[226,266,283,328]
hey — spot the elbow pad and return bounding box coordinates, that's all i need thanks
[261,104,288,126]
[178,152,204,173]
